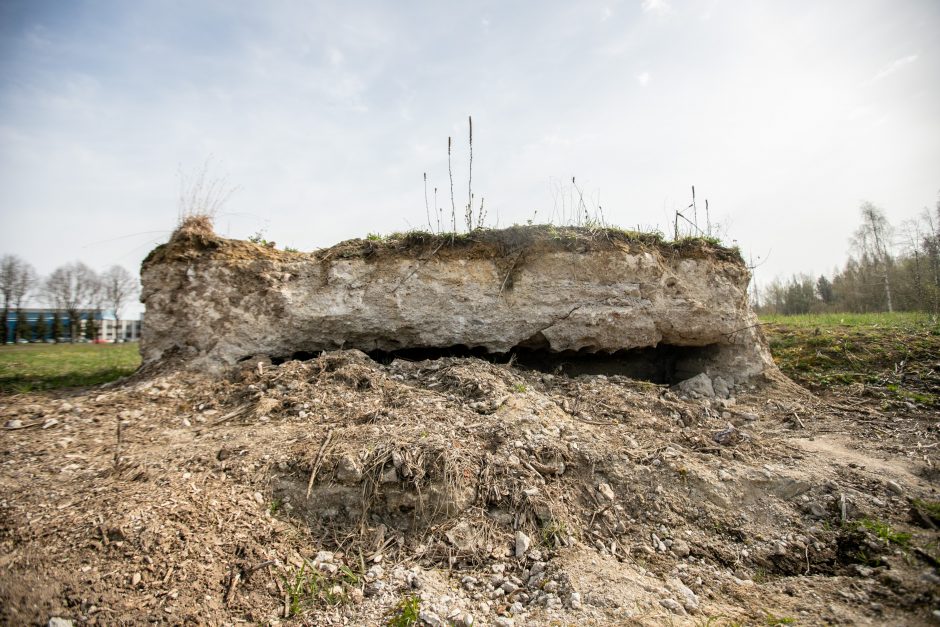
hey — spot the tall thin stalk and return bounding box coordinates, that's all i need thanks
[467,116,473,231]
[423,172,431,231]
[434,187,440,234]
[448,136,456,240]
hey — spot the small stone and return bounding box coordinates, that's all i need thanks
[418,610,443,627]
[671,539,691,558]
[314,550,334,564]
[712,376,731,398]
[515,531,531,558]
[493,618,515,627]
[597,482,616,500]
[806,502,827,517]
[253,492,264,505]
[718,469,733,482]
[659,598,684,614]
[501,581,519,594]
[458,612,474,626]
[672,373,714,398]
[181,417,191,427]
[335,454,363,484]
[570,591,582,610]
[884,480,903,495]
[48,618,74,627]
[131,572,141,586]
[667,577,699,610]
[5,419,23,429]
[41,418,59,429]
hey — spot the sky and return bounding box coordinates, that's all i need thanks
[1,0,938,315]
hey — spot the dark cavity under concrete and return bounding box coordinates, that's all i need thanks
[268,343,720,385]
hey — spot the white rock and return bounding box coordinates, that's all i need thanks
[570,591,582,610]
[418,610,443,627]
[314,550,334,564]
[515,531,531,558]
[597,482,616,500]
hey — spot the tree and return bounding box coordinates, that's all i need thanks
[15,309,30,342]
[85,271,104,341]
[11,262,36,341]
[44,262,97,343]
[783,274,817,314]
[51,310,63,342]
[101,265,137,342]
[852,202,894,312]
[0,255,35,344]
[816,275,834,305]
[35,312,48,342]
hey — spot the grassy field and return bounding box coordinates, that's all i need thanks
[0,342,141,394]
[760,311,940,406]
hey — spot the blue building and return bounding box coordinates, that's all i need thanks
[4,309,142,343]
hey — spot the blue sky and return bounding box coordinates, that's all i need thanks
[1,0,938,313]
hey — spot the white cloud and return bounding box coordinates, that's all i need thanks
[327,47,344,66]
[641,0,671,15]
[636,71,651,86]
[869,54,918,83]
[601,7,612,21]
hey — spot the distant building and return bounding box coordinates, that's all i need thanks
[3,309,142,343]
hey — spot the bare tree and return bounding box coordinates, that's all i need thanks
[0,255,36,344]
[44,262,97,343]
[101,265,138,342]
[86,271,104,341]
[852,202,894,312]
[11,263,37,341]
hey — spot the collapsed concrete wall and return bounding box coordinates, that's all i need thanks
[140,221,776,385]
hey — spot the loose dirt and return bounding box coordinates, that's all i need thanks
[1,351,938,625]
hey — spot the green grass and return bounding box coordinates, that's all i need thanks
[387,594,420,627]
[759,311,938,331]
[763,612,796,626]
[858,518,912,547]
[760,312,940,406]
[0,342,141,393]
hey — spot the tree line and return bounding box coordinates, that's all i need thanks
[759,195,940,315]
[0,255,138,344]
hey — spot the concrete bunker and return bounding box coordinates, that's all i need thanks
[140,220,776,386]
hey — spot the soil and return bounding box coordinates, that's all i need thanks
[1,350,938,626]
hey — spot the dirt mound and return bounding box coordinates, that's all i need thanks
[2,349,938,625]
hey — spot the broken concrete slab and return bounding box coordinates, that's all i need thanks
[140,221,777,382]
